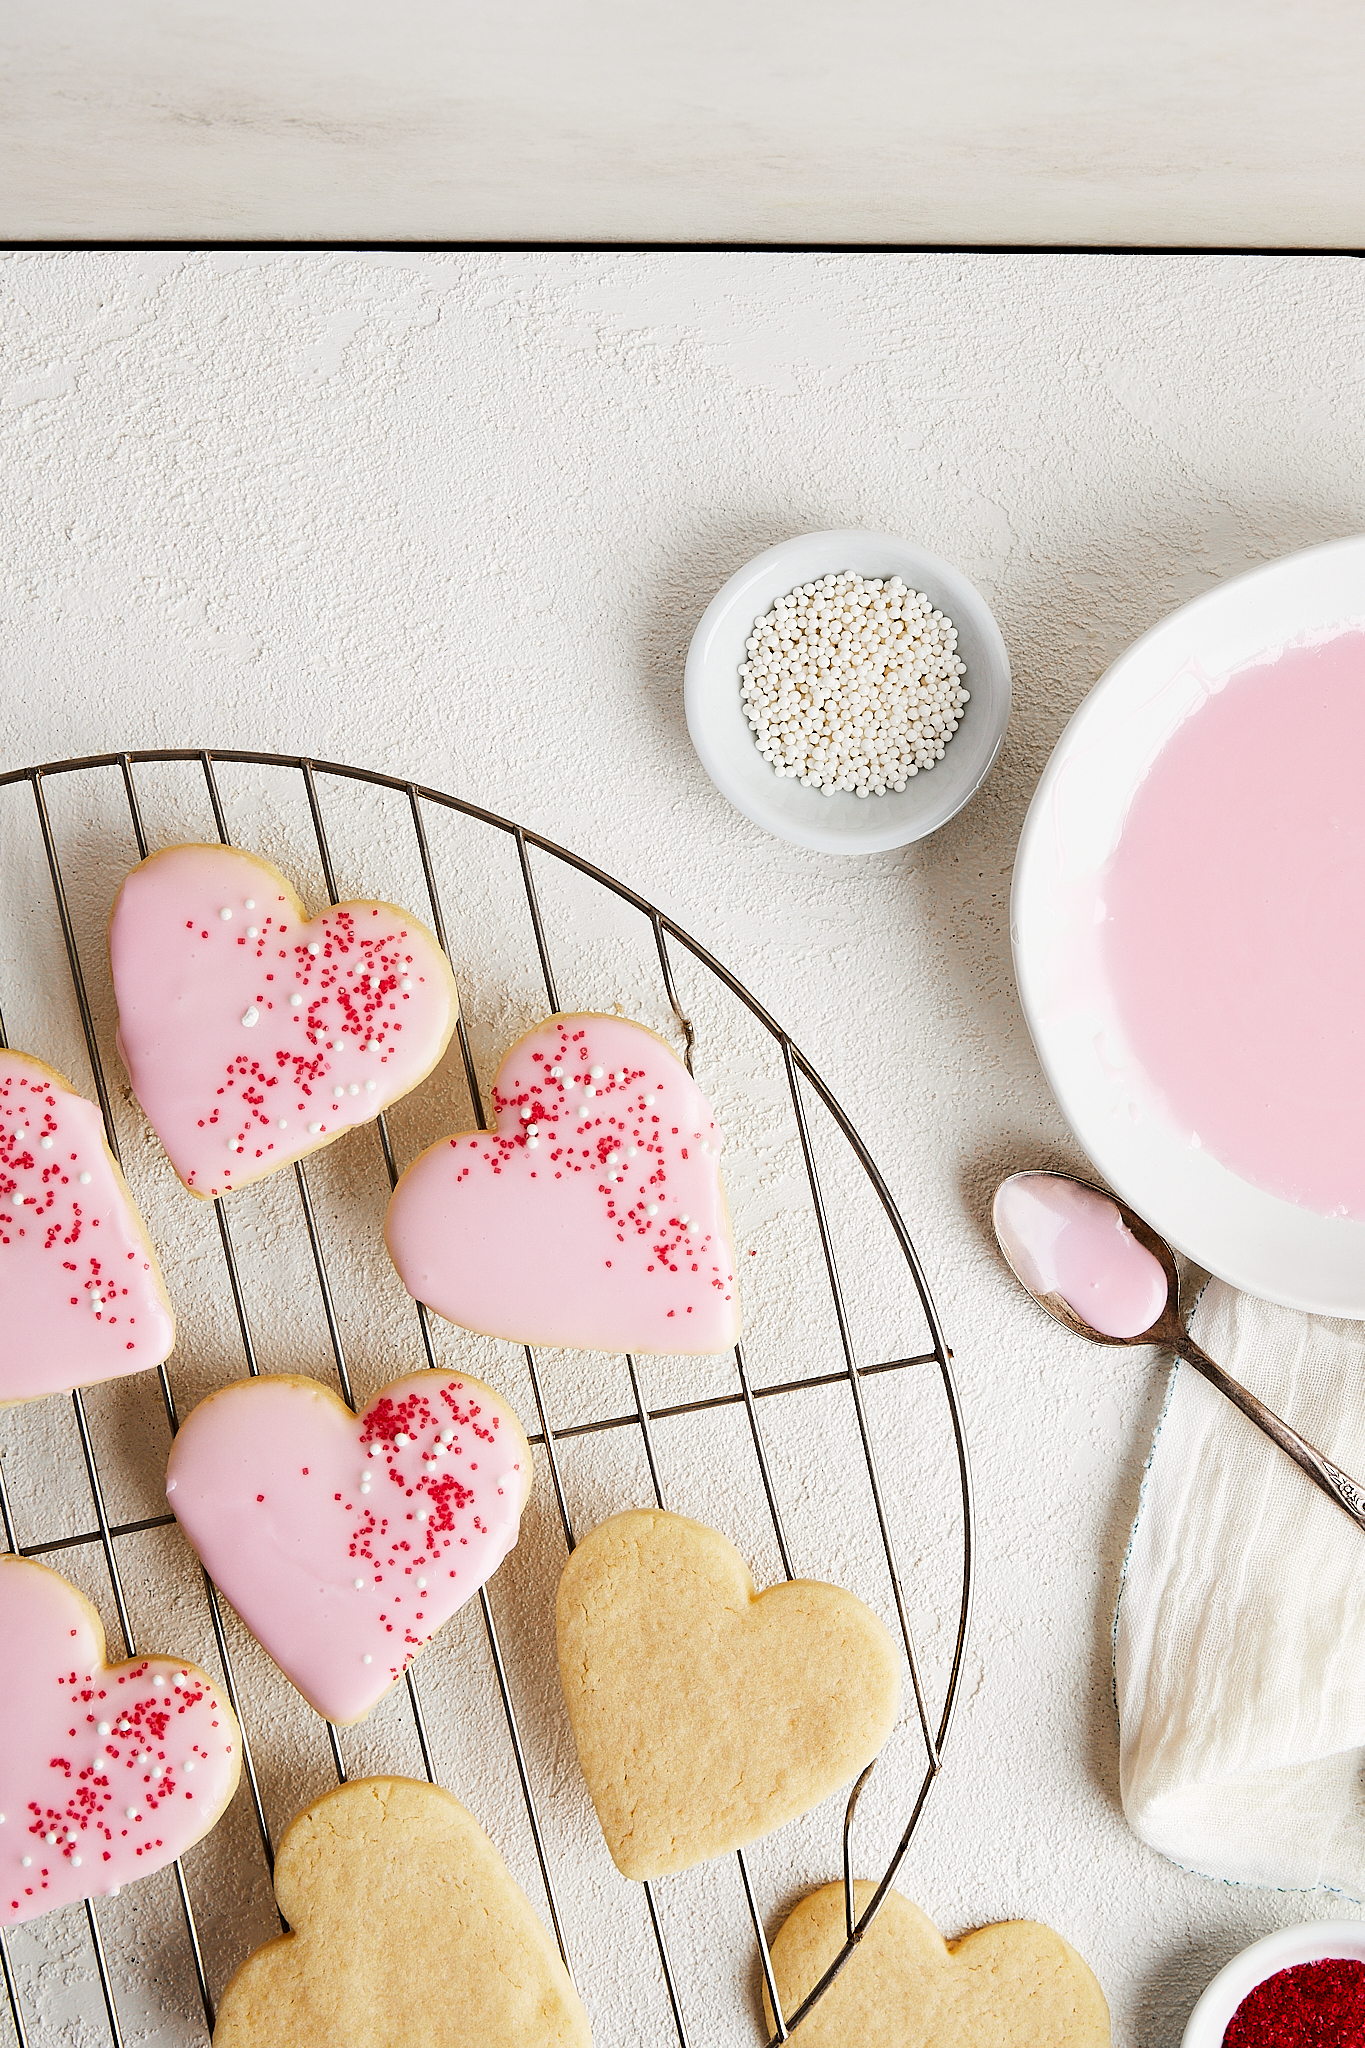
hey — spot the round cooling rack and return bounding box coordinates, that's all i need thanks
[0,750,973,2048]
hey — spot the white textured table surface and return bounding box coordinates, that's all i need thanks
[2,251,1365,2046]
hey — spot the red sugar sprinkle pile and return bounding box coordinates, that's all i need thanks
[1224,1958,1365,2047]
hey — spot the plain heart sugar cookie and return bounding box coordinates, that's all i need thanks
[0,1049,175,1404]
[765,1882,1110,2047]
[0,1558,241,1925]
[166,1370,531,1725]
[212,1776,593,2048]
[109,844,459,1199]
[556,1509,901,1879]
[385,1013,740,1355]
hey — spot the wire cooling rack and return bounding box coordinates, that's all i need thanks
[0,749,973,2048]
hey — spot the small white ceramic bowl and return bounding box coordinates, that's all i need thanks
[684,529,1011,854]
[1182,1920,1365,2046]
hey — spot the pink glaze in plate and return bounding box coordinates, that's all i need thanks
[108,844,459,1199]
[1101,630,1365,1221]
[0,1051,175,1404]
[385,1013,741,1356]
[166,1371,531,1725]
[0,1557,240,1924]
[1012,535,1365,1314]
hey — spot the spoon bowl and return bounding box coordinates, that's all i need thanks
[993,1169,1180,1348]
[994,1169,1365,1536]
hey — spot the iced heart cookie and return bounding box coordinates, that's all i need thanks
[213,1776,593,2048]
[166,1370,531,1725]
[109,844,459,1199]
[555,1508,900,1879]
[385,1013,740,1355]
[0,1049,175,1405]
[0,1557,240,1925]
[764,1882,1110,2046]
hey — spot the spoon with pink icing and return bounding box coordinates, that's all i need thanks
[993,1170,1365,1535]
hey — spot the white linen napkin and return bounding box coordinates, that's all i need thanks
[1115,1277,1365,1895]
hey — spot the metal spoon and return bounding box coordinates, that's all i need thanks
[993,1168,1365,1535]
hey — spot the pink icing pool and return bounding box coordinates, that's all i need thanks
[0,1558,239,1923]
[0,1051,175,1402]
[166,1371,530,1726]
[1100,629,1365,1222]
[994,1173,1168,1339]
[385,1013,740,1356]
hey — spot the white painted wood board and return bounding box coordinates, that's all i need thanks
[2,2,1364,245]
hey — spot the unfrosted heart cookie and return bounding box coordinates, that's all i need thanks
[0,1558,240,1925]
[109,844,459,1199]
[0,1050,175,1404]
[385,1013,740,1355]
[765,1881,1110,2047]
[213,1776,592,2047]
[166,1370,531,1725]
[555,1508,901,1879]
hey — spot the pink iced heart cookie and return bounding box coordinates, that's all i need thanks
[108,844,459,1199]
[0,1558,240,1925]
[166,1370,531,1725]
[0,1051,175,1405]
[385,1014,740,1355]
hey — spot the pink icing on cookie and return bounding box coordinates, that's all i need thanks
[0,1051,175,1405]
[165,1371,531,1726]
[0,1558,240,1925]
[108,845,459,1199]
[384,1014,741,1355]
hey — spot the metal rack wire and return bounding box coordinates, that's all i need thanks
[0,749,974,2047]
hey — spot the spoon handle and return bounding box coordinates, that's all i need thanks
[1174,1333,1365,1535]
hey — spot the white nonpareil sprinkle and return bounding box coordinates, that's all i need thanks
[739,571,970,797]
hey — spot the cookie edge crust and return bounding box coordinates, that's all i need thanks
[107,843,460,1202]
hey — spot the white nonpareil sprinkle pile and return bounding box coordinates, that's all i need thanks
[739,571,970,796]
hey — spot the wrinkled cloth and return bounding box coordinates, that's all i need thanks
[1115,1278,1365,1895]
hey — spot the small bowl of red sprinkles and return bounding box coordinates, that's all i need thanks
[1182,1922,1365,2048]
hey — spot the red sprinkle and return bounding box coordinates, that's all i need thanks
[1224,1958,1365,2046]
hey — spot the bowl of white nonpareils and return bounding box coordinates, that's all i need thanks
[684,528,1011,854]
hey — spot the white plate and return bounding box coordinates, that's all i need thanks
[684,529,1011,854]
[1012,534,1365,1316]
